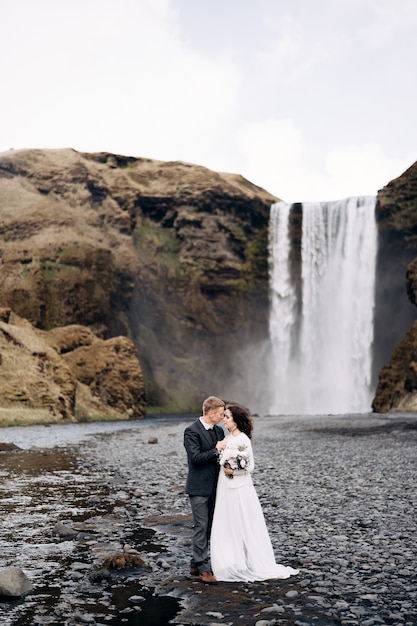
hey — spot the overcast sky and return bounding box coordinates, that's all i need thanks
[1,0,416,202]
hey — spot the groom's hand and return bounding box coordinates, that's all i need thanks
[216,440,226,452]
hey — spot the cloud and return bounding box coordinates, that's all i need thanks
[357,0,417,46]
[234,117,415,202]
[1,0,241,162]
[235,117,306,200]
[322,142,415,197]
[1,0,415,202]
[254,13,319,86]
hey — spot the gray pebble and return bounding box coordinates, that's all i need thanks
[128,595,146,603]
[2,413,417,626]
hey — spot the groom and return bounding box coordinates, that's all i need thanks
[184,396,226,584]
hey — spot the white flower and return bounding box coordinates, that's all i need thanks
[219,444,249,478]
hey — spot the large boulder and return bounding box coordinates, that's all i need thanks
[61,334,146,419]
[0,310,76,422]
[0,311,145,423]
[0,567,33,597]
[0,149,278,415]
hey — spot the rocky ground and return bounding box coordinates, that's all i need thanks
[0,413,416,626]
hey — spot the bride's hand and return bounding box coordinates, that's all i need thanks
[216,440,227,452]
[223,467,234,476]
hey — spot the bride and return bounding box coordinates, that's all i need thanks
[210,404,299,582]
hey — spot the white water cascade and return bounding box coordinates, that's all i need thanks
[268,197,377,415]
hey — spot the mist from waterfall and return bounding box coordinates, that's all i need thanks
[268,197,377,415]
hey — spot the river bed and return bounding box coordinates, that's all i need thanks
[1,412,417,626]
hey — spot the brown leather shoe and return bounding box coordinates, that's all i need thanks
[199,571,218,585]
[189,567,199,576]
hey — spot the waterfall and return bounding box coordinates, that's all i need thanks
[268,197,377,415]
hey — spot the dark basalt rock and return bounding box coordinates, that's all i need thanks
[373,160,417,412]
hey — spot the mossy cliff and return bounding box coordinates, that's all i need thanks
[0,148,278,420]
[372,161,417,412]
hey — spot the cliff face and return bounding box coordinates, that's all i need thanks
[373,161,417,412]
[0,148,277,418]
[6,147,416,419]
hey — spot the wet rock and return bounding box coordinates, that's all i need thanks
[0,442,21,451]
[72,610,96,623]
[101,551,149,570]
[0,566,33,597]
[261,603,284,614]
[129,595,146,603]
[53,522,78,538]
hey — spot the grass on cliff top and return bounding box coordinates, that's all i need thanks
[0,407,72,428]
[0,407,135,428]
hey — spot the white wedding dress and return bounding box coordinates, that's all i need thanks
[210,432,299,582]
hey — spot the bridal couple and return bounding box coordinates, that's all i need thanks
[183,396,299,584]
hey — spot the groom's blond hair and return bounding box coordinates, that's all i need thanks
[202,396,225,415]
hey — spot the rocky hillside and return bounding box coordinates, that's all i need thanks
[0,308,146,425]
[373,161,417,412]
[0,148,278,421]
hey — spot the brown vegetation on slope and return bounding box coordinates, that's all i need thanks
[0,148,278,422]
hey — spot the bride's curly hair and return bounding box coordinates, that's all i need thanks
[227,404,253,439]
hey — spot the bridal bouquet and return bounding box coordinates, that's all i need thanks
[219,445,249,479]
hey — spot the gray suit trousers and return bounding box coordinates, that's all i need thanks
[189,493,216,572]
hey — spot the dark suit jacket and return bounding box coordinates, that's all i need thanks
[184,419,225,496]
